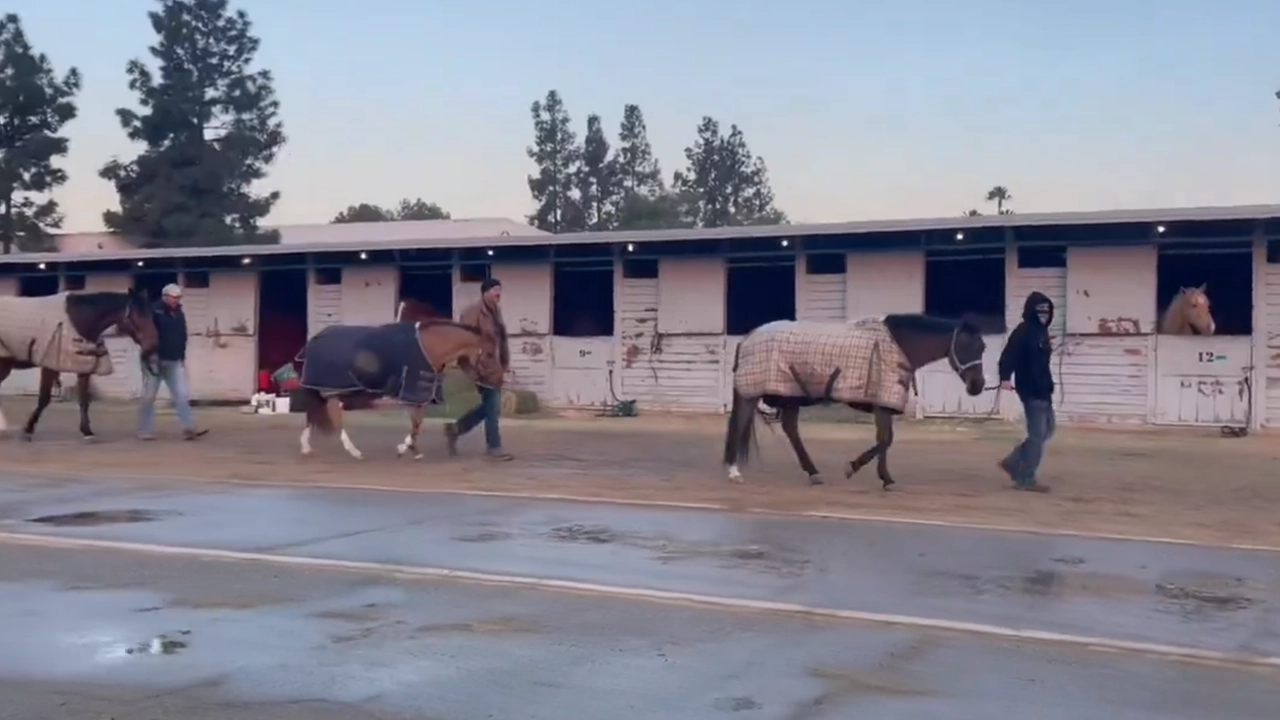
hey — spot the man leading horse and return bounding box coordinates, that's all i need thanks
[444,277,514,461]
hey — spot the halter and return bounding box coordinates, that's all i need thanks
[947,327,983,374]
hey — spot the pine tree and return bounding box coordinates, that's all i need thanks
[393,198,450,220]
[526,89,580,232]
[99,0,285,247]
[677,116,785,228]
[0,14,81,254]
[575,114,616,230]
[613,104,663,197]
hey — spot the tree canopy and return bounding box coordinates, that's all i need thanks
[0,13,81,253]
[99,0,285,248]
[331,198,451,223]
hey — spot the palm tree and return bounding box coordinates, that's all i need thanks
[985,186,1013,215]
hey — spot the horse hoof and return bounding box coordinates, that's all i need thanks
[881,479,896,491]
[808,474,825,486]
[845,462,859,479]
[413,453,423,461]
[21,433,33,443]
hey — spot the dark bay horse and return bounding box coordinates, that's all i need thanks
[297,319,490,460]
[0,289,159,440]
[723,314,987,489]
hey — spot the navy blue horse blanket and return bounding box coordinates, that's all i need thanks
[296,323,442,406]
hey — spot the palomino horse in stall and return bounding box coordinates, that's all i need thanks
[723,314,988,489]
[0,289,159,441]
[1158,284,1215,335]
[295,318,492,460]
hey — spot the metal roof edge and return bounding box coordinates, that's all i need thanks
[5,203,1278,265]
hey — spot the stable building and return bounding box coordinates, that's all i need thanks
[1,205,1277,431]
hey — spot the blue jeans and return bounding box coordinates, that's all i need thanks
[1003,399,1055,485]
[455,386,502,450]
[138,360,196,435]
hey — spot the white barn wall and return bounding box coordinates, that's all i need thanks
[492,263,551,401]
[640,258,725,412]
[1261,240,1280,427]
[795,257,846,321]
[0,276,40,397]
[1001,249,1068,420]
[1058,246,1156,424]
[340,266,398,325]
[185,270,257,401]
[307,268,342,337]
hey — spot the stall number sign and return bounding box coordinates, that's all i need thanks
[1196,351,1227,363]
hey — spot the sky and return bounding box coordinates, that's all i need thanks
[8,0,1280,232]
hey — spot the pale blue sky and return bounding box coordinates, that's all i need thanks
[10,0,1280,232]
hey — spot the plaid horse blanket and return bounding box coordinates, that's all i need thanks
[0,293,113,376]
[733,318,913,412]
[297,322,443,406]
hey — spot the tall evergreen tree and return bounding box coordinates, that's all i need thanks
[393,197,450,220]
[613,104,663,197]
[0,14,81,254]
[99,0,285,247]
[676,116,785,228]
[575,113,616,230]
[526,89,580,232]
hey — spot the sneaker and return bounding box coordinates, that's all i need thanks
[1014,482,1051,494]
[443,423,460,456]
[485,449,514,462]
[182,429,209,441]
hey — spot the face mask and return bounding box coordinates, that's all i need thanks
[1035,305,1050,324]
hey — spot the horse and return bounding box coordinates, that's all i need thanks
[397,297,451,323]
[296,319,489,460]
[0,289,159,441]
[1158,284,1215,335]
[723,314,987,490]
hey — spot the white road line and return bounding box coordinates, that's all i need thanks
[9,470,1280,554]
[0,529,1276,671]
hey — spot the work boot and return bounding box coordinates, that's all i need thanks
[1014,482,1051,494]
[182,429,209,441]
[443,422,460,456]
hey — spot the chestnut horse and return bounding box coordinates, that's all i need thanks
[1158,285,1215,335]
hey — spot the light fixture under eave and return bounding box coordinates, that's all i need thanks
[241,256,252,265]
[625,243,635,252]
[37,262,46,270]
[1156,225,1166,234]
[359,251,369,260]
[486,249,494,256]
[955,231,965,241]
[780,239,790,247]
[136,260,145,267]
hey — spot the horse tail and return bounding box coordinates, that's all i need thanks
[723,338,758,467]
[300,388,334,434]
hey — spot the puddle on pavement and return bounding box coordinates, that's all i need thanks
[451,529,514,543]
[26,509,178,526]
[124,630,191,656]
[546,523,617,544]
[1155,581,1256,616]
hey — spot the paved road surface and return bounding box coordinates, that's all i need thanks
[2,540,1278,720]
[1,473,1277,661]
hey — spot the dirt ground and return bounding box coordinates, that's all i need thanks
[2,399,1279,548]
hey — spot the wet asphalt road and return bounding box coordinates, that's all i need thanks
[0,473,1277,661]
[2,541,1279,720]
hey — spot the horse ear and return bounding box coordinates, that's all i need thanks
[1197,283,1207,292]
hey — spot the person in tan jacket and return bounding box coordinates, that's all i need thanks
[446,277,513,460]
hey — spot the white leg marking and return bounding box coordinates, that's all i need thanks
[300,426,312,455]
[340,429,363,459]
[397,433,412,457]
[727,464,743,483]
[0,406,7,432]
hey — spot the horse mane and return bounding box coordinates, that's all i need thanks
[417,318,482,336]
[65,291,138,313]
[1158,288,1193,333]
[883,313,976,336]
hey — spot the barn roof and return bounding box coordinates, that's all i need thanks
[2,203,1277,265]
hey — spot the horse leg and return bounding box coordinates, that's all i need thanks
[397,405,425,460]
[332,400,363,460]
[21,369,57,441]
[724,391,757,483]
[778,404,823,485]
[845,404,883,481]
[0,361,11,433]
[873,409,896,490]
[75,374,94,439]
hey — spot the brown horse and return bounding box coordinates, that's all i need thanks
[397,297,451,323]
[723,314,987,489]
[297,319,489,460]
[0,289,159,440]
[1158,285,1215,335]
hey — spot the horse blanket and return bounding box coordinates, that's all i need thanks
[0,293,114,376]
[297,322,442,406]
[734,318,912,412]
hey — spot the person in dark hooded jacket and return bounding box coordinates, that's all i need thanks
[997,291,1056,492]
